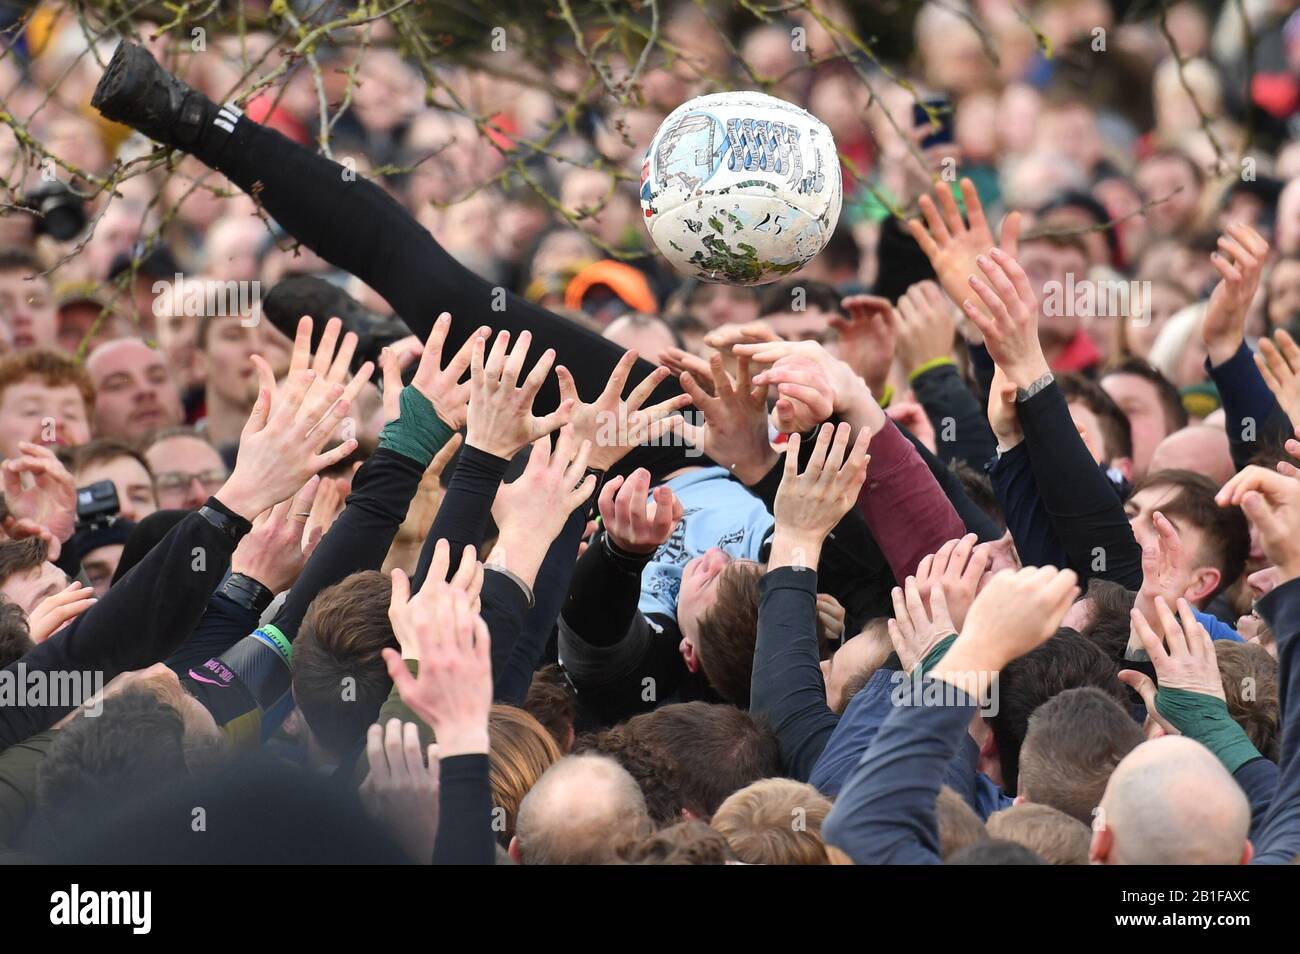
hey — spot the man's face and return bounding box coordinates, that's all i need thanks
[0,269,57,351]
[199,320,262,408]
[1136,157,1200,237]
[86,340,184,442]
[76,455,157,523]
[761,306,834,343]
[1124,484,1214,603]
[0,561,68,615]
[689,285,761,329]
[0,378,91,459]
[1019,241,1088,343]
[1102,372,1171,479]
[676,550,756,669]
[154,312,203,392]
[145,435,228,510]
[81,543,125,596]
[1066,400,1107,464]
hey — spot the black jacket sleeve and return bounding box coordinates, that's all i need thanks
[1018,380,1142,588]
[1252,578,1300,864]
[432,753,496,865]
[911,362,998,470]
[0,499,251,749]
[750,566,839,781]
[413,445,509,589]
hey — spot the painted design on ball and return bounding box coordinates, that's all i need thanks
[642,91,841,286]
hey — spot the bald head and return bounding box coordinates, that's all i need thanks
[84,337,183,442]
[1091,736,1251,865]
[512,754,651,864]
[1148,426,1235,488]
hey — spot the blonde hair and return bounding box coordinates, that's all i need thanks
[710,778,834,865]
[488,704,561,845]
[1146,300,1206,384]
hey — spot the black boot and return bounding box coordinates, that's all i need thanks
[262,275,414,378]
[91,41,215,148]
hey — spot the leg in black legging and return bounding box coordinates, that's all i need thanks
[190,113,688,478]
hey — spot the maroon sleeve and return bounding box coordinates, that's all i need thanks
[855,421,966,581]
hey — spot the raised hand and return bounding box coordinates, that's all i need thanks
[961,248,1051,389]
[769,421,872,570]
[1132,510,1193,652]
[1216,464,1300,582]
[253,314,375,415]
[1256,329,1300,426]
[555,350,689,472]
[670,351,775,485]
[907,178,1022,325]
[230,477,326,594]
[360,719,440,863]
[739,338,887,436]
[912,532,989,633]
[885,399,936,454]
[2,442,76,558]
[388,436,463,569]
[215,359,363,521]
[936,565,1079,684]
[392,541,481,661]
[893,280,957,377]
[889,575,956,674]
[489,425,597,586]
[466,330,570,458]
[27,580,96,642]
[597,466,683,556]
[1125,596,1224,700]
[1203,223,1268,366]
[383,577,491,757]
[379,312,488,428]
[986,364,1023,451]
[831,294,895,398]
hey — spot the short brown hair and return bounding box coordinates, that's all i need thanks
[0,349,95,408]
[1215,641,1280,761]
[0,596,34,668]
[523,663,576,753]
[711,778,834,864]
[0,537,48,590]
[628,701,781,819]
[1017,687,1143,824]
[488,704,561,846]
[71,438,154,480]
[618,819,732,865]
[292,571,394,760]
[986,803,1091,865]
[936,785,989,860]
[694,562,763,706]
[1130,469,1249,599]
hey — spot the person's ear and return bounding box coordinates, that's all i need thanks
[1184,566,1221,606]
[562,723,575,754]
[679,636,700,674]
[508,836,523,865]
[976,727,1002,788]
[680,807,696,821]
[1110,456,1135,483]
[1240,839,1254,866]
[1089,825,1112,865]
[1012,793,1026,806]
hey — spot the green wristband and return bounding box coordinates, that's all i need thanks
[918,633,958,675]
[907,355,956,383]
[253,624,293,667]
[1155,687,1262,774]
[378,387,455,466]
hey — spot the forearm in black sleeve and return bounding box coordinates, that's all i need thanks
[481,568,530,695]
[1018,381,1142,588]
[413,445,510,590]
[165,584,262,677]
[0,500,249,749]
[432,754,496,865]
[911,362,998,469]
[560,531,649,649]
[751,566,839,781]
[1252,579,1300,864]
[496,507,587,706]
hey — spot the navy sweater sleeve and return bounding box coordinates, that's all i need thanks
[911,362,998,469]
[432,753,495,865]
[165,587,260,677]
[987,443,1068,570]
[413,445,509,589]
[821,673,977,865]
[1206,343,1294,473]
[1234,756,1279,841]
[750,566,839,781]
[1252,577,1300,864]
[1018,380,1142,589]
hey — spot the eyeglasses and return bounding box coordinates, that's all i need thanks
[155,469,228,499]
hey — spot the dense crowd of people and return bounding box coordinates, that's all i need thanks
[0,0,1298,865]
